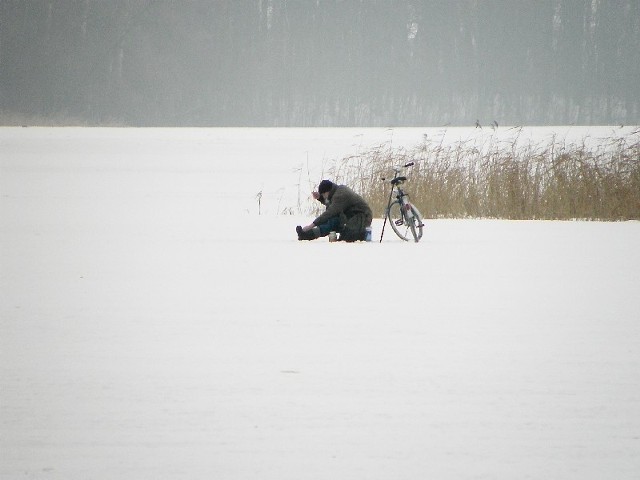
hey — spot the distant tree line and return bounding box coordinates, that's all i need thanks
[1,0,639,127]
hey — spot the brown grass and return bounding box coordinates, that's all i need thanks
[322,129,640,221]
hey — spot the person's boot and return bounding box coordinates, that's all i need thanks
[297,225,322,240]
[296,225,316,241]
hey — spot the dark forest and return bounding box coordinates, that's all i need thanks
[1,0,638,126]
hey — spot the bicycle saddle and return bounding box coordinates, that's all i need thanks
[391,176,407,185]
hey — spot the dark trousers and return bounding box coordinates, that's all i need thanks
[316,216,341,237]
[318,213,371,241]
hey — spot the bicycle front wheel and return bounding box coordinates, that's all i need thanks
[388,201,424,242]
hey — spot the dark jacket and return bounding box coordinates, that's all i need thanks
[314,184,372,241]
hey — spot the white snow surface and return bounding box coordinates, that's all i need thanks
[1,127,639,479]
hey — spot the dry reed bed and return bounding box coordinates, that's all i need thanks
[323,129,640,221]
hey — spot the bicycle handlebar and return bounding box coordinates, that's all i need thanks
[381,161,415,181]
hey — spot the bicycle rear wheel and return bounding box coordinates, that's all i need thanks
[388,201,424,242]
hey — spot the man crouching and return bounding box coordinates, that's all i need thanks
[296,180,372,242]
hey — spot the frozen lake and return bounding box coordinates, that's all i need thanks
[1,127,639,479]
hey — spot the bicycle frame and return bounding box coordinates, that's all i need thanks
[379,162,423,242]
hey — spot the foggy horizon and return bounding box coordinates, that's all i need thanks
[1,0,639,127]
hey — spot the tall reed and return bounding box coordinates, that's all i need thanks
[323,130,640,221]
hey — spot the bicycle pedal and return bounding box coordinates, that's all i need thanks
[394,219,404,226]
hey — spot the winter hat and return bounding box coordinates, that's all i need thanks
[318,179,333,195]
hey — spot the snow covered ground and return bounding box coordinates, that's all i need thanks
[1,127,639,479]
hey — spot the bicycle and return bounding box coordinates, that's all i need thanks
[379,162,424,242]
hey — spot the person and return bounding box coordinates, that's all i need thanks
[296,180,372,242]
